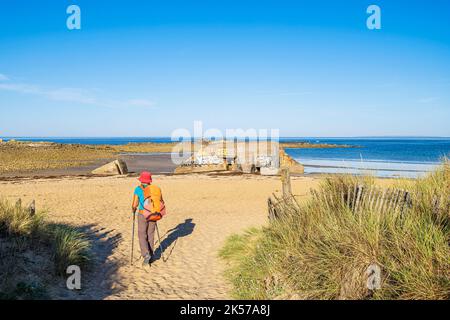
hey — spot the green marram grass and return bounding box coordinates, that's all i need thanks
[0,199,91,298]
[220,162,450,300]
[0,199,45,236]
[50,224,91,275]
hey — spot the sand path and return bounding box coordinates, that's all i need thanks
[0,174,319,299]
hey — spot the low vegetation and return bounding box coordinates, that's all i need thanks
[0,199,91,299]
[0,141,178,174]
[0,141,116,174]
[220,162,450,300]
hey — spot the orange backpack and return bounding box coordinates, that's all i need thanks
[140,185,167,221]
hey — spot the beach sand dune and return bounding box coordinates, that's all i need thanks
[0,174,319,299]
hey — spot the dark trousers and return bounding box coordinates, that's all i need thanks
[137,214,156,257]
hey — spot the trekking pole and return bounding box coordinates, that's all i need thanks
[155,222,165,262]
[131,211,136,265]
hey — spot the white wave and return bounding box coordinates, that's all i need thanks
[295,158,439,178]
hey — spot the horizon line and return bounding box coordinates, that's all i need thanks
[1,135,450,139]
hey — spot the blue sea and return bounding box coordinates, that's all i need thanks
[282,138,449,178]
[2,137,449,178]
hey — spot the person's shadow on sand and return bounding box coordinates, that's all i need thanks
[153,218,195,262]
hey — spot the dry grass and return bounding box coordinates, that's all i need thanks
[220,162,450,300]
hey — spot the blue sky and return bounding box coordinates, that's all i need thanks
[0,0,449,137]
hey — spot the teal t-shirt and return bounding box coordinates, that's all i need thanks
[134,186,146,210]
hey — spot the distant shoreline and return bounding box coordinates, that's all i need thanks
[0,139,346,177]
[0,137,357,148]
[1,138,447,178]
[2,136,450,140]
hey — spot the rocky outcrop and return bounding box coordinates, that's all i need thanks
[174,163,228,174]
[279,149,304,174]
[173,140,305,175]
[92,159,128,175]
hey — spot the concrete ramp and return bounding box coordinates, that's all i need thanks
[92,159,128,175]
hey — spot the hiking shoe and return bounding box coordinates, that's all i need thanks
[142,253,151,266]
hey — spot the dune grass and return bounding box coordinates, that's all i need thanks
[50,224,91,275]
[0,200,45,236]
[220,162,450,300]
[0,199,91,299]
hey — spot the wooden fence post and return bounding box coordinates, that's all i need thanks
[280,167,292,198]
[28,200,35,216]
[268,198,275,220]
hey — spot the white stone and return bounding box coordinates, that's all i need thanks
[241,163,254,174]
[260,167,279,176]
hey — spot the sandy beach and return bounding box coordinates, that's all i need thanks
[0,139,409,299]
[0,174,324,299]
[2,1,448,304]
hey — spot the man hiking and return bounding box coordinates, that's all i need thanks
[131,171,165,265]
